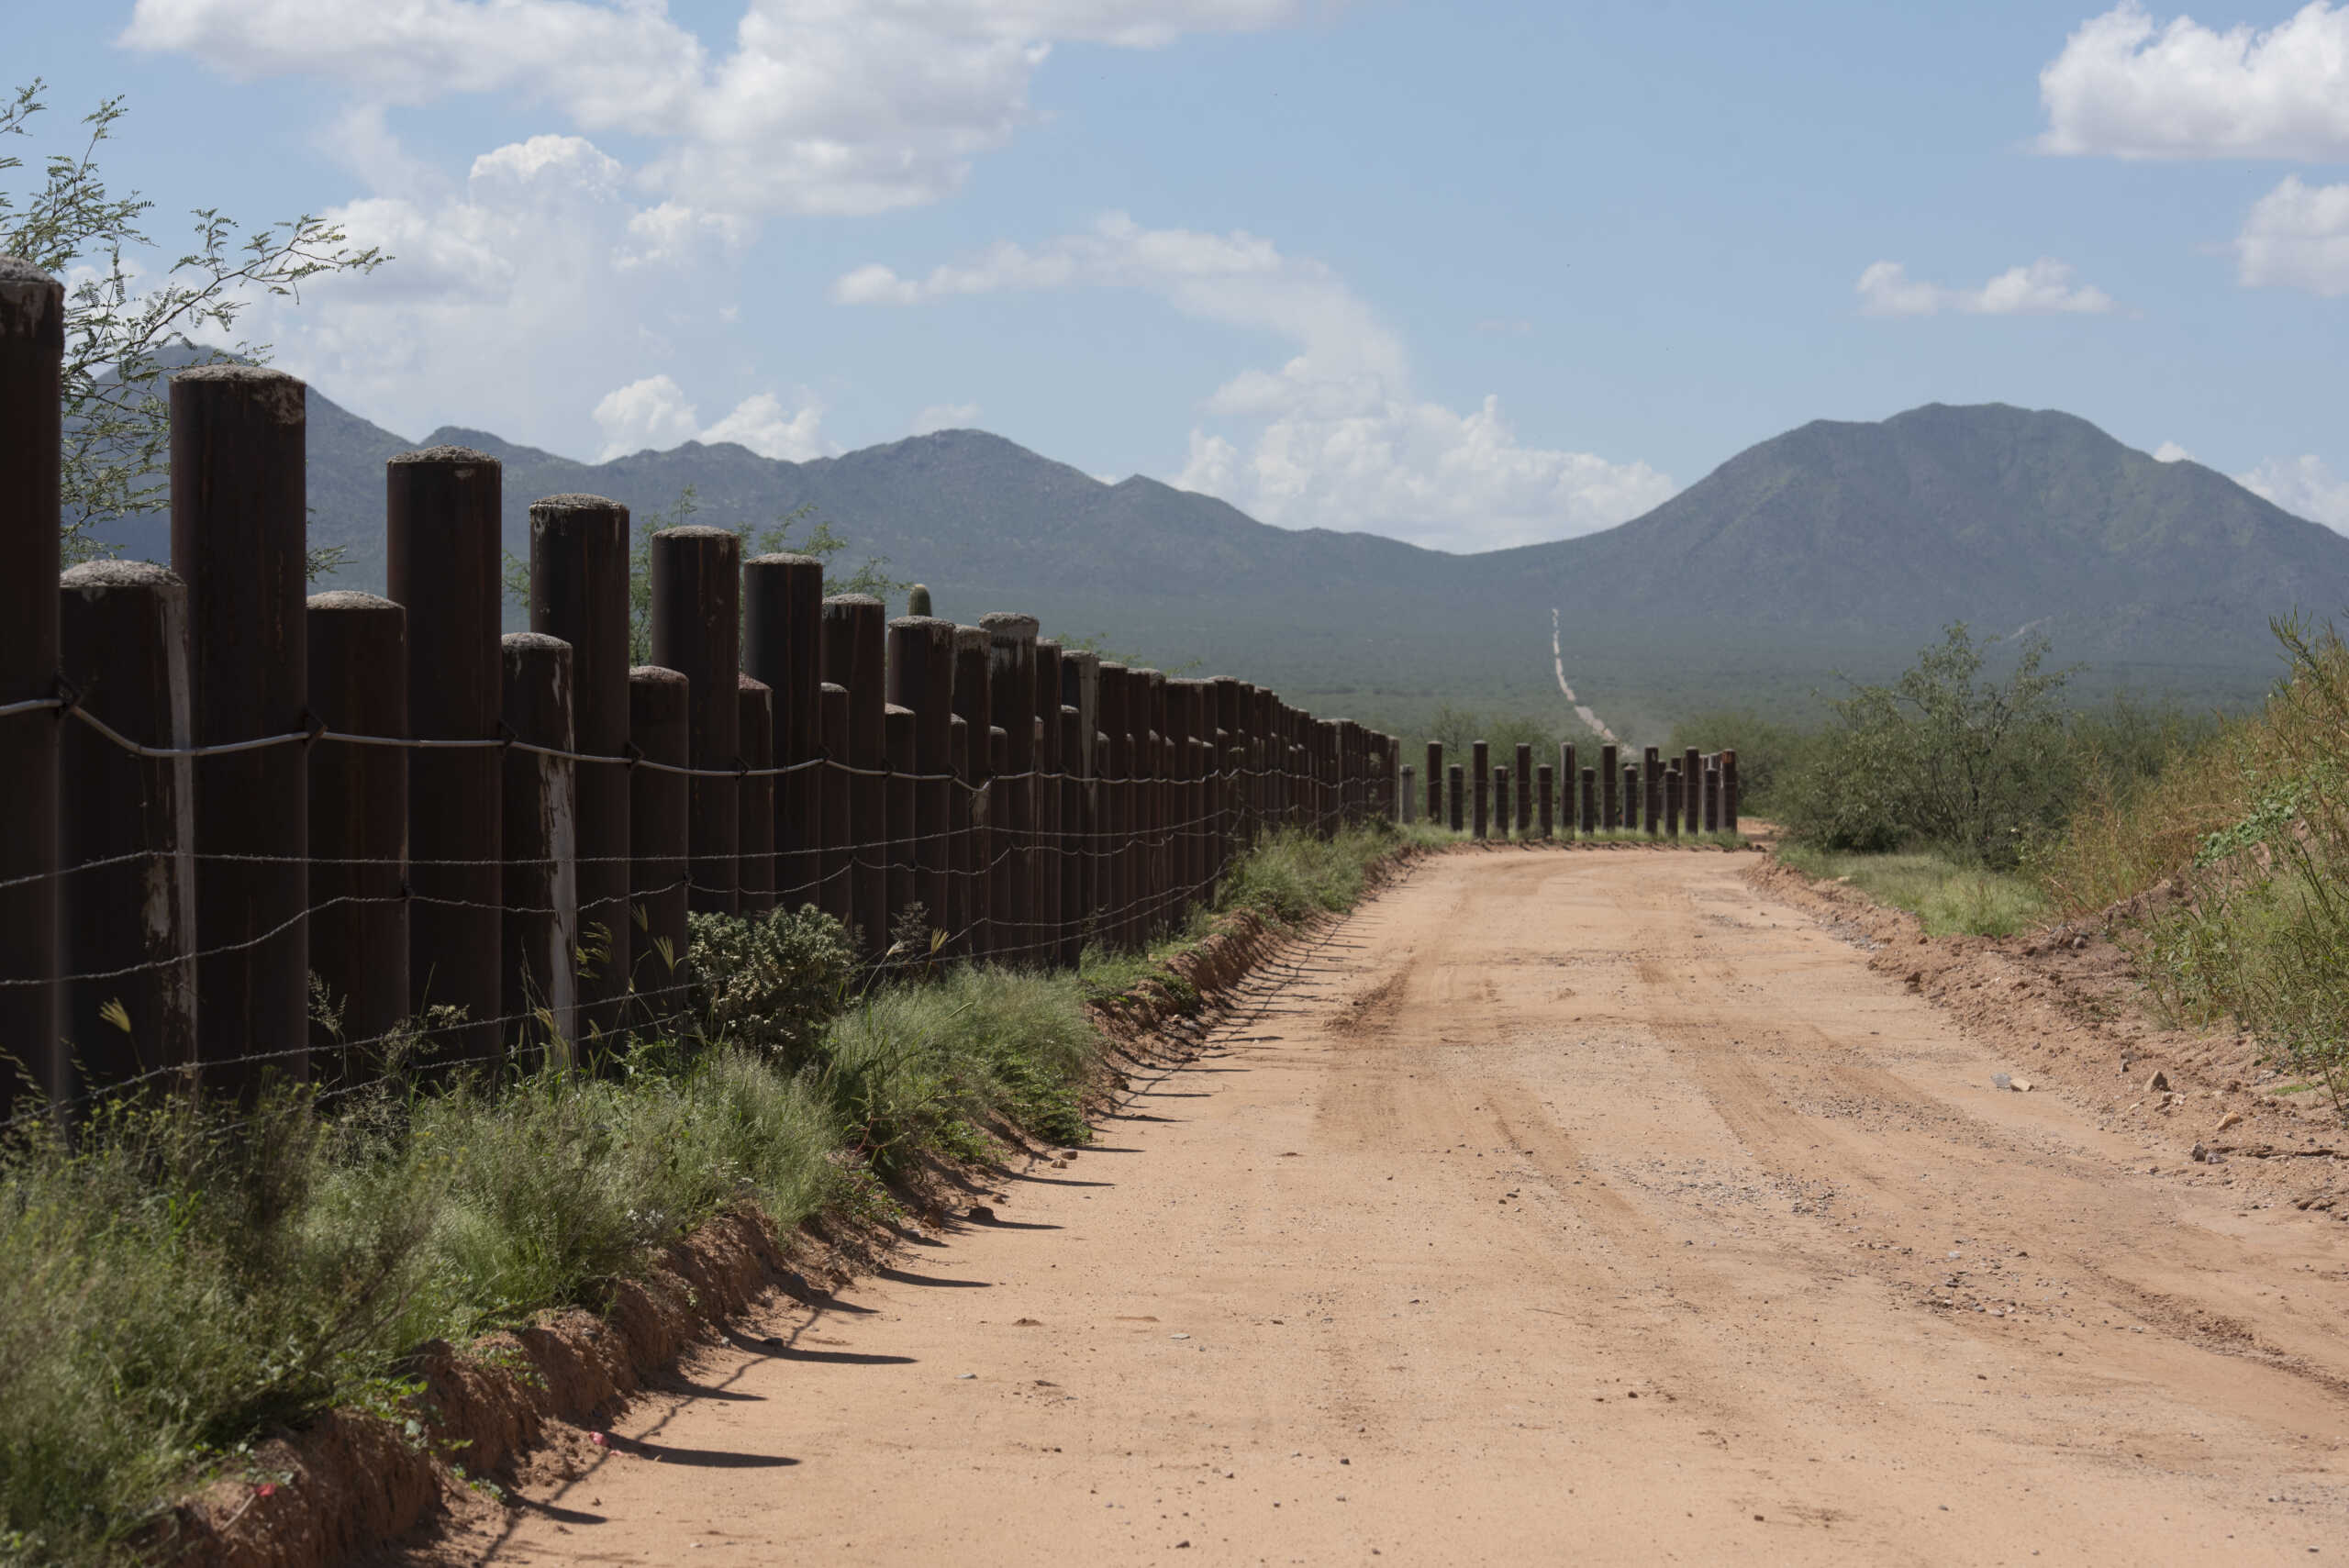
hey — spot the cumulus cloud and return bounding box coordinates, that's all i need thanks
[2234,175,2349,296]
[594,375,834,462]
[2237,453,2349,530]
[124,0,1318,217]
[220,134,762,452]
[2154,439,2195,462]
[1856,258,2117,317]
[910,402,983,436]
[836,214,1672,550]
[2038,2,2349,160]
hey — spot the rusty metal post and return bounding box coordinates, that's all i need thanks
[1060,705,1085,960]
[1537,763,1555,839]
[888,617,956,954]
[817,682,852,933]
[501,633,577,1065]
[1560,745,1577,839]
[1684,747,1702,820]
[737,675,774,917]
[1513,742,1533,836]
[1722,748,1741,834]
[1705,762,1722,833]
[1401,765,1418,825]
[174,365,310,1096]
[1642,747,1662,836]
[1580,767,1598,835]
[1623,766,1637,838]
[628,666,690,1031]
[302,589,403,1087]
[1446,764,1464,831]
[1598,743,1619,833]
[0,259,62,1114]
[651,527,741,917]
[884,702,918,951]
[821,595,888,957]
[984,614,1040,961]
[1494,765,1511,842]
[387,443,500,1069]
[530,496,630,1044]
[948,713,971,948]
[1665,766,1683,839]
[951,627,994,956]
[1096,664,1131,949]
[57,563,199,1099]
[1426,742,1443,832]
[1034,640,1066,967]
[741,553,824,915]
[1471,741,1489,840]
[1068,653,1104,961]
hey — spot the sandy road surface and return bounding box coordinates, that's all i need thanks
[468,851,2349,1565]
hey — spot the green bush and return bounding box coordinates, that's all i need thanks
[686,905,858,1063]
[1662,709,1812,814]
[1777,625,2076,868]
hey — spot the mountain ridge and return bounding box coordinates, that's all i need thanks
[83,382,2349,733]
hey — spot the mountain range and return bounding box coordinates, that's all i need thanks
[89,381,2349,740]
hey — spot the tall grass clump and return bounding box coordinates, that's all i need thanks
[2103,619,2349,1118]
[1776,844,2050,938]
[1216,821,1397,923]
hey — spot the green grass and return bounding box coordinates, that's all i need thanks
[1776,845,2052,937]
[0,826,1421,1563]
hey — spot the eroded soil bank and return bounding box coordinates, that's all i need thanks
[409,850,2349,1565]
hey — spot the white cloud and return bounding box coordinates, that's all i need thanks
[836,214,1672,550]
[2038,2,2349,160]
[2237,453,2349,530]
[2234,175,2349,295]
[2154,439,2195,462]
[1856,258,2117,317]
[910,402,983,436]
[594,376,835,462]
[222,134,755,453]
[594,375,701,458]
[124,0,1318,217]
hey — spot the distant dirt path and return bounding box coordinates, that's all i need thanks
[467,851,2349,1566]
[1552,607,1620,743]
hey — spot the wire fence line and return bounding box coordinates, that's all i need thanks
[0,306,1406,1131]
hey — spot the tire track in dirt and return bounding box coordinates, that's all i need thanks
[439,850,2349,1568]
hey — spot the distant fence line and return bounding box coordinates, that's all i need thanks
[1398,740,1739,840]
[0,261,1401,1126]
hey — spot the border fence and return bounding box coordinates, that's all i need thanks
[0,261,1404,1128]
[1397,740,1739,840]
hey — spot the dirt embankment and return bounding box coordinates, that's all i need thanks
[1752,855,2349,1211]
[157,891,1366,1568]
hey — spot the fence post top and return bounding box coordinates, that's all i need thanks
[0,256,62,337]
[888,615,956,634]
[628,663,689,689]
[529,492,625,517]
[651,524,741,547]
[821,593,885,611]
[65,560,185,595]
[306,588,397,615]
[745,551,823,571]
[979,612,1040,639]
[502,630,571,656]
[737,672,773,695]
[385,441,493,468]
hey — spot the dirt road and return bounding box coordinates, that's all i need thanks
[470,851,2349,1565]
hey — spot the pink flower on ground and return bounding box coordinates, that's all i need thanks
[588,1432,607,1448]
[256,1483,278,1498]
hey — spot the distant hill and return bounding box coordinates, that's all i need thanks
[84,386,2349,740]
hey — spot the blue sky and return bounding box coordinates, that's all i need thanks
[14,0,2349,549]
